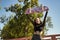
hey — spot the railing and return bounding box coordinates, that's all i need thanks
[1,34,60,40]
[42,34,60,40]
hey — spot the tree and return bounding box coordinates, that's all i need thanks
[1,0,53,39]
[0,6,1,9]
[0,28,1,37]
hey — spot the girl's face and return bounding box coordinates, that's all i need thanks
[35,18,41,24]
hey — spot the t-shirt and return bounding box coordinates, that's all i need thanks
[33,22,44,32]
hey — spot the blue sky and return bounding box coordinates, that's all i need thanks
[0,0,60,35]
[40,0,60,35]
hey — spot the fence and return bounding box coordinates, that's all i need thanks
[1,34,60,40]
[42,34,60,40]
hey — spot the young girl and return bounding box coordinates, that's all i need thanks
[26,11,48,40]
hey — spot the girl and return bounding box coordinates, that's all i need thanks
[26,11,48,40]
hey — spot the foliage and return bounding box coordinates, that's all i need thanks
[1,0,53,39]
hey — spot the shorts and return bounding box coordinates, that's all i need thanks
[31,34,41,40]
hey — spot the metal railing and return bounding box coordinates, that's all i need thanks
[1,34,60,40]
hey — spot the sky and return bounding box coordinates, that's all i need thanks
[0,0,60,35]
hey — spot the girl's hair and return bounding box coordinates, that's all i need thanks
[34,18,42,24]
